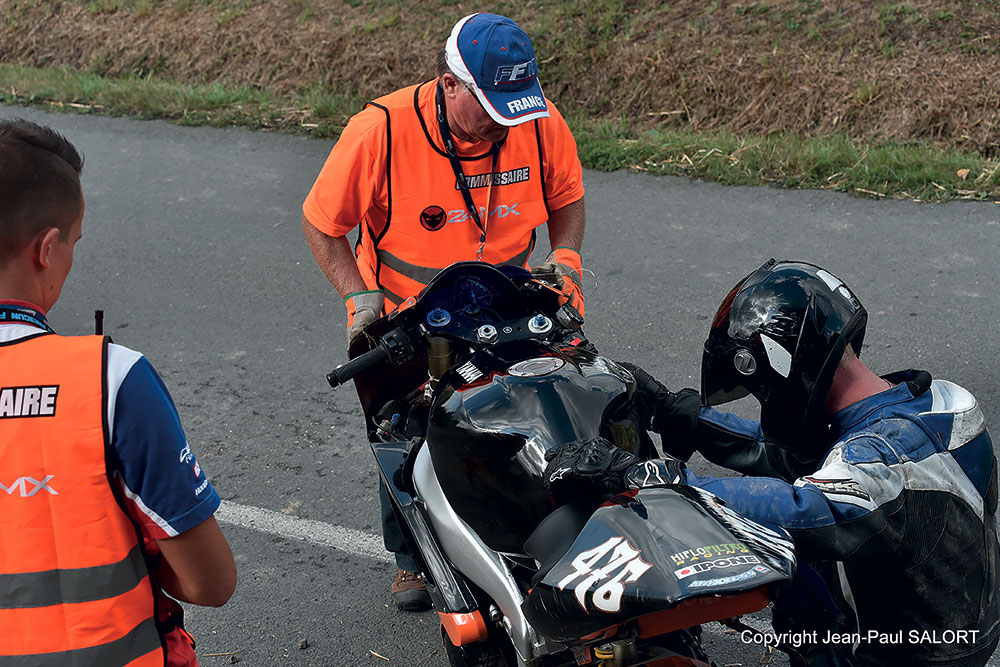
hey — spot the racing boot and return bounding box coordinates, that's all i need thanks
[391,569,431,612]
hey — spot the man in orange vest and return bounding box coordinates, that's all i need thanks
[0,118,236,666]
[302,13,586,610]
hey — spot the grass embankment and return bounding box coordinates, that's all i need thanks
[1,0,998,201]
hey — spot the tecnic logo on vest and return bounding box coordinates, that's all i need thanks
[0,385,59,418]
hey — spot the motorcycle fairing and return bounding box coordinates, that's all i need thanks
[372,441,480,615]
[426,344,649,553]
[522,486,796,644]
[413,443,564,665]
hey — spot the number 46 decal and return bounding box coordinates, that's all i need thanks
[556,537,652,613]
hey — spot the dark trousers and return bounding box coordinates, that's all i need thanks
[380,480,418,572]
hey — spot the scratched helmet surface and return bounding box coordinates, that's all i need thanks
[700,259,868,452]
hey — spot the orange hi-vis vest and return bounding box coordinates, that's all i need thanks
[0,333,164,666]
[360,81,551,307]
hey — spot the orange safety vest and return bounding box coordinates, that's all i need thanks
[358,81,551,307]
[0,333,164,666]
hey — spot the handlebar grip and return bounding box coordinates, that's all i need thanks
[327,345,390,388]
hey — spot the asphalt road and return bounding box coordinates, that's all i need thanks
[3,104,999,667]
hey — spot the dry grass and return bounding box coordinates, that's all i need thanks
[2,1,998,199]
[2,0,998,154]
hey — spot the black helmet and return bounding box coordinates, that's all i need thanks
[701,259,867,452]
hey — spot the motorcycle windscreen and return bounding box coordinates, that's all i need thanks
[522,485,796,645]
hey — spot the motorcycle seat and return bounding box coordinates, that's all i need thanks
[523,500,598,587]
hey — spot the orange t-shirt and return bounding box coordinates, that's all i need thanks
[303,79,584,305]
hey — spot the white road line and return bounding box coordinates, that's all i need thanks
[216,500,393,564]
[215,501,754,643]
[215,504,1000,667]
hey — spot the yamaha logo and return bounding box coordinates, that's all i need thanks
[419,205,446,231]
[734,349,757,375]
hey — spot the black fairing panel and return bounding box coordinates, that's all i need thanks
[426,345,639,553]
[522,486,796,644]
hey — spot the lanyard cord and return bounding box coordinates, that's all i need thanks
[0,306,54,333]
[435,83,501,261]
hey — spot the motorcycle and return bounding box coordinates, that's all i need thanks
[327,262,796,667]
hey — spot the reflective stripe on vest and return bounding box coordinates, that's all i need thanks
[375,243,534,307]
[0,619,160,667]
[0,334,162,666]
[355,81,548,306]
[0,544,148,609]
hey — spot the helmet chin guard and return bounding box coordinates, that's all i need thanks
[701,259,867,454]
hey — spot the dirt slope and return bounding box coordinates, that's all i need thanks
[2,0,998,153]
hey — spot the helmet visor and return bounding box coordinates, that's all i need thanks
[700,259,779,407]
[701,342,752,406]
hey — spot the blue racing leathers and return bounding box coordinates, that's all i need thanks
[682,370,1000,667]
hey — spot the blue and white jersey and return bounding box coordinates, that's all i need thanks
[685,370,1000,667]
[0,309,220,540]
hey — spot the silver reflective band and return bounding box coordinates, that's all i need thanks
[0,617,160,666]
[0,544,148,609]
[382,285,406,309]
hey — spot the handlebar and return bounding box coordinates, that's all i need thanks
[327,328,415,388]
[324,292,583,392]
[327,345,390,388]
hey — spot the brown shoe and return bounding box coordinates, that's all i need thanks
[391,569,432,612]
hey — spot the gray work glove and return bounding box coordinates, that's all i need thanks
[531,248,585,318]
[345,290,384,345]
[531,255,573,291]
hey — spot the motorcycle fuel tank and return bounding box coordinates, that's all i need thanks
[426,344,640,553]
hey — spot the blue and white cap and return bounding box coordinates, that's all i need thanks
[445,13,550,127]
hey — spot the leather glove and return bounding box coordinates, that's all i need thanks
[623,457,686,489]
[531,248,585,318]
[543,436,640,502]
[345,290,384,345]
[543,437,687,505]
[618,361,701,461]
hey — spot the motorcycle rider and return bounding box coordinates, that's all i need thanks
[301,12,586,610]
[545,259,1000,666]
